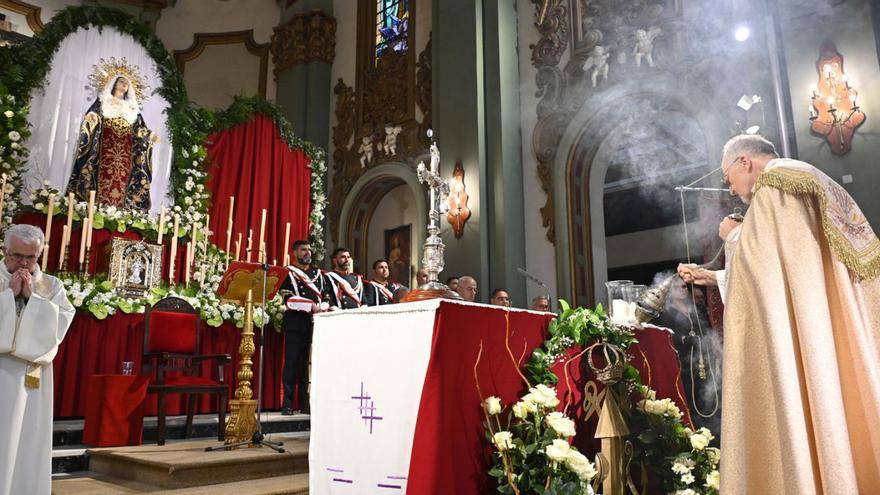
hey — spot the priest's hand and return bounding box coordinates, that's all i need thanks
[18,269,33,299]
[677,263,718,286]
[719,217,741,241]
[9,270,23,296]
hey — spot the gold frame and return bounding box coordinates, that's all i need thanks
[108,237,163,297]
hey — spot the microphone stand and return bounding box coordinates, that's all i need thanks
[516,267,553,312]
[206,261,285,453]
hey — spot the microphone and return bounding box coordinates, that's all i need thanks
[516,267,553,310]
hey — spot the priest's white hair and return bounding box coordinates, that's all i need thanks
[722,134,779,161]
[3,224,44,249]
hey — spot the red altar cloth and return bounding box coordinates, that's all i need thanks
[405,304,555,495]
[83,374,149,446]
[53,312,285,418]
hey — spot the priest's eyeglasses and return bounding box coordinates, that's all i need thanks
[5,252,38,263]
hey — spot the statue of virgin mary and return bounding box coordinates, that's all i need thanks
[66,58,158,211]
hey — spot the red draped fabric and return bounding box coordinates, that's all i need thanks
[406,304,555,495]
[206,114,312,264]
[52,312,285,418]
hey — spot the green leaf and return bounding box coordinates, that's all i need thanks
[116,222,127,233]
[99,280,113,291]
[557,299,570,312]
[88,303,109,320]
[117,299,134,313]
[91,212,104,230]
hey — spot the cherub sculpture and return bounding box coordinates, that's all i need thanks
[633,27,662,68]
[582,45,610,88]
[358,136,374,168]
[383,125,402,156]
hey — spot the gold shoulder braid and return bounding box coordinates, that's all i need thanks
[25,363,40,389]
[755,167,880,280]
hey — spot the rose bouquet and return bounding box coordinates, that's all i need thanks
[482,384,597,495]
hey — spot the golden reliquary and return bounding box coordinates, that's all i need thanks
[108,238,163,297]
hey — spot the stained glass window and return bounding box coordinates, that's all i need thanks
[375,0,409,59]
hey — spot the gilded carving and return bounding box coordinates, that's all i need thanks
[531,0,569,68]
[271,9,336,76]
[415,33,433,146]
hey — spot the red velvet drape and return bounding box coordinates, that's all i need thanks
[207,114,312,265]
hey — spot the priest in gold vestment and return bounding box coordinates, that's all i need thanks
[718,135,880,494]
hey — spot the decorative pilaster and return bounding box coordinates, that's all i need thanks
[271,9,336,77]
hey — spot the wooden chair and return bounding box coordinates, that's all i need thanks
[143,297,231,445]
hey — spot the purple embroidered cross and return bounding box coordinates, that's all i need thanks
[352,382,383,434]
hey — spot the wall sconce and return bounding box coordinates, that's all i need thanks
[809,41,865,155]
[446,161,470,238]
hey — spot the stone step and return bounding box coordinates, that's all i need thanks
[86,435,309,490]
[52,472,309,494]
[54,411,311,448]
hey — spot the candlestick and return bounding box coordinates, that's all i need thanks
[283,253,290,266]
[157,207,166,244]
[225,196,235,257]
[235,235,241,262]
[58,226,70,271]
[41,194,55,268]
[261,241,267,264]
[198,263,207,288]
[169,214,180,282]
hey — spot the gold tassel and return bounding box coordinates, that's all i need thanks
[25,364,40,389]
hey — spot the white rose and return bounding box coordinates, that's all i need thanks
[690,432,709,451]
[8,131,20,141]
[545,438,571,462]
[10,142,20,150]
[674,490,697,495]
[706,447,721,465]
[493,431,513,451]
[564,449,597,481]
[705,469,720,490]
[681,472,695,485]
[696,427,715,442]
[34,202,44,210]
[73,297,84,307]
[483,396,502,415]
[4,111,13,118]
[545,412,577,438]
[527,384,559,408]
[512,400,536,419]
[7,95,14,103]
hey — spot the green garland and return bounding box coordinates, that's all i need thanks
[212,96,328,259]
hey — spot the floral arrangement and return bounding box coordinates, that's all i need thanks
[482,385,598,495]
[483,301,721,494]
[0,88,30,233]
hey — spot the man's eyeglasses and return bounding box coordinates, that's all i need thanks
[5,252,38,263]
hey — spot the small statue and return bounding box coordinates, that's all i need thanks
[582,45,611,88]
[128,257,145,284]
[633,28,662,68]
[358,136,374,168]
[383,125,402,156]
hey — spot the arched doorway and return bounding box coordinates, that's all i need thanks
[553,87,727,307]
[337,163,426,282]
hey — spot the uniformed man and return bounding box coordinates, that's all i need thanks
[364,259,404,306]
[279,240,327,415]
[323,247,365,310]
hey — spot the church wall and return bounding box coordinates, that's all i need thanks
[155,0,279,107]
[777,0,880,226]
[366,184,418,287]
[516,0,560,305]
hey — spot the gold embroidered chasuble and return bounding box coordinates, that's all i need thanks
[722,159,880,494]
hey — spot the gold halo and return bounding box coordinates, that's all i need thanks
[87,57,151,107]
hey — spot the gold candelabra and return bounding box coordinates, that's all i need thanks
[224,289,258,445]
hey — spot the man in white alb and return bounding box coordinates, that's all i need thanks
[0,224,75,495]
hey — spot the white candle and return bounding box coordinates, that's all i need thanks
[41,193,55,268]
[78,218,90,265]
[169,214,180,281]
[157,207,166,244]
[246,229,253,263]
[64,192,75,254]
[86,190,96,225]
[58,226,69,269]
[234,234,241,262]
[185,240,192,285]
[258,209,267,260]
[282,222,291,266]
[225,196,235,255]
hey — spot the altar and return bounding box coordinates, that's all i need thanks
[309,300,691,495]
